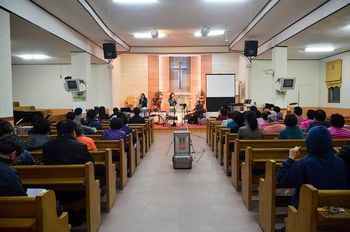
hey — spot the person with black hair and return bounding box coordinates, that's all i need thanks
[328,114,350,139]
[74,108,83,123]
[118,113,132,135]
[226,111,237,129]
[75,123,97,152]
[0,134,36,165]
[306,109,330,132]
[216,106,228,121]
[102,118,127,141]
[300,109,315,130]
[109,107,120,119]
[259,111,270,128]
[128,107,146,124]
[274,106,283,120]
[85,109,102,130]
[238,111,263,139]
[139,93,148,108]
[278,114,304,139]
[43,119,93,164]
[230,112,245,133]
[0,134,27,196]
[293,106,304,125]
[98,106,109,120]
[26,119,51,150]
[66,112,76,120]
[0,120,14,136]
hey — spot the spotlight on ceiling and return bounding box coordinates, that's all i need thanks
[151,29,159,38]
[201,26,210,37]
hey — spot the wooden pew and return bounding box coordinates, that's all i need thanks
[217,127,230,165]
[31,149,117,213]
[222,133,279,176]
[258,160,291,232]
[223,133,237,175]
[241,147,307,210]
[14,162,101,232]
[145,118,154,144]
[285,184,350,232]
[129,124,146,158]
[233,138,350,190]
[213,124,225,158]
[0,190,70,232]
[211,121,222,151]
[94,140,128,189]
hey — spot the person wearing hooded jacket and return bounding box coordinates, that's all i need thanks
[276,126,347,208]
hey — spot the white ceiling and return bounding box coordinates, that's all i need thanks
[6,0,350,64]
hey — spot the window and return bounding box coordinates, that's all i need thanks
[328,87,340,103]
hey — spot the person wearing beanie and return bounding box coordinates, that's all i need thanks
[276,126,347,208]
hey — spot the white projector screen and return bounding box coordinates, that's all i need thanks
[206,74,235,97]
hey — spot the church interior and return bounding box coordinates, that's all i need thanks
[1,0,350,231]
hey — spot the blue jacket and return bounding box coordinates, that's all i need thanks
[277,126,347,207]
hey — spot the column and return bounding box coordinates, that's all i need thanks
[70,52,91,110]
[0,10,13,120]
[272,46,288,107]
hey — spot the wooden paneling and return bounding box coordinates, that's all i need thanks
[148,55,160,108]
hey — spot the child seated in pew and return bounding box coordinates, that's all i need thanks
[328,113,350,139]
[0,134,28,196]
[26,118,51,151]
[75,123,97,152]
[278,114,304,139]
[238,111,263,139]
[276,126,347,208]
[119,113,137,145]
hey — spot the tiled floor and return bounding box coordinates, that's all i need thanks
[99,131,261,232]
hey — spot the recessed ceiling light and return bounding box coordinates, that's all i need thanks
[194,30,225,37]
[18,54,50,60]
[113,0,158,4]
[304,47,335,52]
[134,32,166,39]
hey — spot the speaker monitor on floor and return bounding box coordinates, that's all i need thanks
[103,43,117,59]
[244,40,258,57]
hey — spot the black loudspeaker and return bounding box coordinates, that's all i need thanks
[244,40,258,57]
[103,43,117,59]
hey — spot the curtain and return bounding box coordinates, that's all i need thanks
[326,59,342,88]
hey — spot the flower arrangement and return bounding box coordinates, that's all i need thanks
[151,90,163,112]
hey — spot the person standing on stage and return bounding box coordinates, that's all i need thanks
[139,93,148,108]
[168,92,177,126]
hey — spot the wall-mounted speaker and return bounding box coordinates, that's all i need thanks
[244,40,258,57]
[103,43,117,59]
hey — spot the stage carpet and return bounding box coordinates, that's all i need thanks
[153,123,206,131]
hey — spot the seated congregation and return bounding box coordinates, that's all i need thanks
[210,103,350,231]
[0,105,152,231]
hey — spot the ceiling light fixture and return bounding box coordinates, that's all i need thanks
[18,54,50,60]
[113,0,158,4]
[194,28,225,37]
[304,47,335,52]
[134,32,166,39]
[203,0,246,2]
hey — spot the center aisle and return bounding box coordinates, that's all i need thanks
[100,131,261,232]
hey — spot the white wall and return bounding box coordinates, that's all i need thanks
[111,54,148,108]
[319,51,350,108]
[249,60,320,107]
[12,64,111,109]
[212,53,240,74]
